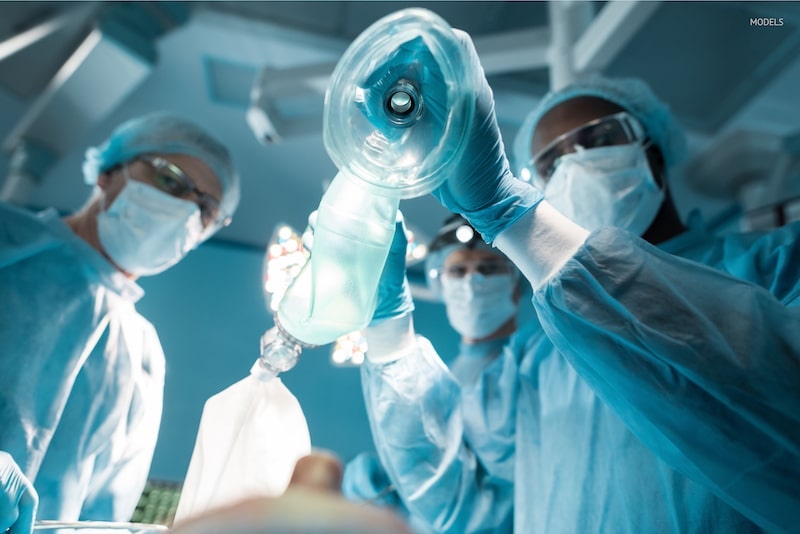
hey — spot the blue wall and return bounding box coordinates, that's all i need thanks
[136,240,461,482]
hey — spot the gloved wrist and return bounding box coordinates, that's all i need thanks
[0,451,38,534]
[459,172,544,243]
[371,212,415,323]
[365,313,417,364]
[341,452,398,506]
[429,29,545,243]
[372,277,414,323]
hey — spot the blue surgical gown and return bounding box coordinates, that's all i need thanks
[449,335,508,388]
[0,203,165,521]
[362,215,800,533]
[344,335,510,533]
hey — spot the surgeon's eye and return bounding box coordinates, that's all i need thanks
[152,171,190,197]
[589,127,624,148]
[475,261,511,276]
[443,265,469,278]
[587,132,616,148]
[534,152,559,183]
[196,196,221,227]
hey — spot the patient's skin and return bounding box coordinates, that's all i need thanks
[169,451,412,534]
[289,450,344,491]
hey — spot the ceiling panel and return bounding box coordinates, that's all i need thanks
[0,2,94,98]
[2,1,800,250]
[605,1,800,135]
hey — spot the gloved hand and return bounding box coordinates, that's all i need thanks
[371,212,414,324]
[341,452,400,508]
[301,211,317,253]
[0,451,37,534]
[432,29,544,243]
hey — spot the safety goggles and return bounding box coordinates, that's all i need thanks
[530,111,648,184]
[126,156,230,228]
[442,258,513,279]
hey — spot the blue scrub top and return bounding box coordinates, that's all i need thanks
[0,203,165,522]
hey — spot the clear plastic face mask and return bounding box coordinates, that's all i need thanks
[324,8,474,198]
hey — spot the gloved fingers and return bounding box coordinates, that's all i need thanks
[388,212,409,258]
[380,212,411,288]
[0,452,37,534]
[342,453,394,503]
[370,214,414,325]
[452,29,495,111]
[9,488,36,534]
[431,28,544,241]
[307,210,318,231]
[431,27,506,220]
[452,29,479,77]
[301,210,318,252]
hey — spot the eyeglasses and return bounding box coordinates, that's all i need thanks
[530,111,648,184]
[124,156,230,228]
[442,259,512,279]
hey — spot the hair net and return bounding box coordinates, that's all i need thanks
[82,112,240,232]
[512,76,688,180]
[425,214,515,301]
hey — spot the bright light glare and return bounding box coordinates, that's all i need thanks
[411,244,427,259]
[278,226,292,240]
[264,224,308,310]
[330,330,368,366]
[332,348,347,363]
[455,225,474,243]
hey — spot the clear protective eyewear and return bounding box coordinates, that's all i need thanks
[530,111,649,184]
[442,258,513,279]
[124,156,230,228]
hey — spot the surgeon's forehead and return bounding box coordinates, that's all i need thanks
[444,248,506,266]
[531,97,625,156]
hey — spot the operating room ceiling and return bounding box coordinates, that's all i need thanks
[1,1,800,251]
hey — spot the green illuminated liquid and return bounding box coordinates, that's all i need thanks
[277,173,398,346]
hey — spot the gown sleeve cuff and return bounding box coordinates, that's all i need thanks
[364,312,417,364]
[494,201,590,290]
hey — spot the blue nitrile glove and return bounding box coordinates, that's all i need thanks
[371,212,415,324]
[301,210,317,253]
[432,30,544,243]
[0,451,37,534]
[342,452,401,509]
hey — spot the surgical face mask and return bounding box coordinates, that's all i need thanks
[97,179,204,276]
[544,143,664,236]
[441,273,517,340]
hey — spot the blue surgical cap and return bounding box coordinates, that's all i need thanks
[83,112,240,229]
[512,76,688,180]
